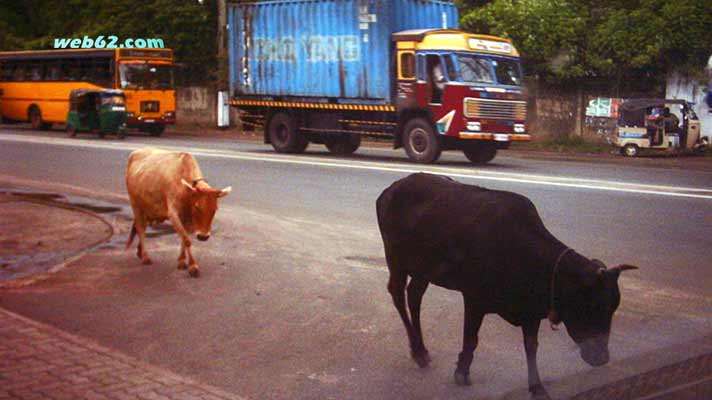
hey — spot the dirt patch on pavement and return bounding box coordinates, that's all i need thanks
[0,192,113,286]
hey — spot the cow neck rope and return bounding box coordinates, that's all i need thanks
[548,247,574,330]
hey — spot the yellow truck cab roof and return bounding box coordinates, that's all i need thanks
[392,29,519,57]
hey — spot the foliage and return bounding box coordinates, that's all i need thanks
[0,0,217,86]
[460,0,712,91]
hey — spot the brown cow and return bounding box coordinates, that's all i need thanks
[125,148,231,277]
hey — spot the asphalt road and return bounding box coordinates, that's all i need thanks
[1,126,711,400]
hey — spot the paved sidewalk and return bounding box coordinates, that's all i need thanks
[0,307,244,400]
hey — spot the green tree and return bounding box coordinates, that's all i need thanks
[0,0,217,86]
[460,0,712,92]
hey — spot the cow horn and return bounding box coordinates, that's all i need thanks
[218,186,232,198]
[608,264,639,276]
[181,179,197,192]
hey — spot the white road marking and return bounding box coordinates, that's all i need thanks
[2,133,712,200]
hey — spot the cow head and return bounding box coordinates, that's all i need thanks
[181,179,231,241]
[555,260,637,367]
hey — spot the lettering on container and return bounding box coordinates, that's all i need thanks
[252,35,360,63]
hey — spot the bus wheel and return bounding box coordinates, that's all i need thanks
[268,112,308,153]
[403,117,441,163]
[29,106,49,130]
[463,142,497,164]
[66,124,77,138]
[324,134,361,154]
[148,125,165,136]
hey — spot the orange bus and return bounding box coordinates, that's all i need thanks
[0,48,175,135]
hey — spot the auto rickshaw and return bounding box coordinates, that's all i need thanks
[614,98,708,157]
[66,89,127,139]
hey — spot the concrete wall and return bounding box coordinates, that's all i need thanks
[666,73,712,142]
[176,86,216,127]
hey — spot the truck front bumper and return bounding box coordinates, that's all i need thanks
[458,132,531,141]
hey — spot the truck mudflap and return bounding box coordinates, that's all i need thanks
[458,132,531,141]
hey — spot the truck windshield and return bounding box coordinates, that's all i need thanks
[119,63,173,90]
[456,54,522,86]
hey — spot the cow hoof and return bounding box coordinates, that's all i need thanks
[411,349,431,368]
[529,384,551,400]
[454,370,471,386]
[188,267,200,277]
[177,262,188,270]
[141,257,152,265]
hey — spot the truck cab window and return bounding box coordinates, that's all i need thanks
[400,53,415,79]
[426,55,445,104]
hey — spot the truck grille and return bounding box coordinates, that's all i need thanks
[140,101,160,113]
[464,98,527,120]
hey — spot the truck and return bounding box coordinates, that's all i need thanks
[227,0,529,164]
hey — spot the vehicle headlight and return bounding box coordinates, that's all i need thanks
[514,123,525,133]
[467,121,481,131]
[112,106,126,112]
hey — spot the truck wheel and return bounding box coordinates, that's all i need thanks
[268,112,308,153]
[622,144,639,157]
[324,134,361,154]
[403,117,441,163]
[463,142,497,164]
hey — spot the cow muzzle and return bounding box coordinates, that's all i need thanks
[197,233,210,241]
[579,337,610,367]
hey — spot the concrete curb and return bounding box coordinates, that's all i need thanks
[0,190,116,289]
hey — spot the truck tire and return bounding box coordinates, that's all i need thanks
[403,117,441,163]
[268,112,308,153]
[463,142,497,164]
[324,134,361,154]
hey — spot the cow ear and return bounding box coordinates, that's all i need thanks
[181,179,197,192]
[218,186,232,198]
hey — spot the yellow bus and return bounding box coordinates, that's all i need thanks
[0,48,175,135]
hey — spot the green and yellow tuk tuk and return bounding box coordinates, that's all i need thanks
[66,89,127,139]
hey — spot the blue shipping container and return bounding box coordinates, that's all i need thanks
[228,0,458,104]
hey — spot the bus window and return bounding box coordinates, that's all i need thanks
[28,62,43,81]
[45,61,62,81]
[12,63,26,81]
[0,62,12,81]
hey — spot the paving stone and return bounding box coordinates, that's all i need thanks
[0,308,244,400]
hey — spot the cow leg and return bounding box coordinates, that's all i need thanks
[167,209,199,277]
[131,210,152,265]
[177,241,189,270]
[407,277,431,367]
[387,270,418,364]
[454,294,484,386]
[522,320,551,400]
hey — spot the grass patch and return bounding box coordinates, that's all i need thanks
[513,135,611,154]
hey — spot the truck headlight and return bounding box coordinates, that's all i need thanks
[514,123,525,133]
[467,121,481,131]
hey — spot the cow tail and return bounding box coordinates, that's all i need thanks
[126,223,137,249]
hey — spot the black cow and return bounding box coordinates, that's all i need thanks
[376,173,637,400]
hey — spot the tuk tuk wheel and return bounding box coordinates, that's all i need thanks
[622,144,639,157]
[66,124,77,138]
[117,130,126,140]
